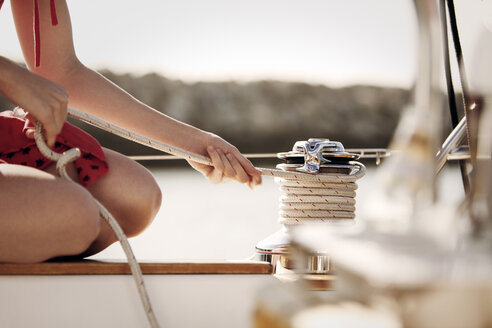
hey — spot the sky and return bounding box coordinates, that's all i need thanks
[0,0,490,88]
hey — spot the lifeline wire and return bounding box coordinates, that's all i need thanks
[34,122,160,328]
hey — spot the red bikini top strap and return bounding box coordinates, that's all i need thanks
[50,0,58,25]
[33,0,58,67]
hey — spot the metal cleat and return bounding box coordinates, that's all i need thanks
[294,139,343,174]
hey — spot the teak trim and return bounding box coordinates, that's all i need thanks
[0,259,273,275]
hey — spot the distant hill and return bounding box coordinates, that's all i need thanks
[0,69,412,155]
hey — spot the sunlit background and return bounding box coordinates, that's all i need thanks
[1,3,492,328]
[1,1,488,87]
[0,0,469,88]
[0,0,489,260]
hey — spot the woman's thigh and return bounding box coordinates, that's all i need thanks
[88,148,162,234]
[43,147,162,232]
[77,148,162,256]
[7,148,162,259]
[0,164,101,263]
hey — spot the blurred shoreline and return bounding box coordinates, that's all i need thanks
[1,68,445,158]
[96,70,411,154]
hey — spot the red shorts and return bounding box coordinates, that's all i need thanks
[0,110,109,187]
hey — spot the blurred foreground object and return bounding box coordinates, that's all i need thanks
[253,0,492,327]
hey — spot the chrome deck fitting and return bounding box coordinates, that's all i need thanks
[255,138,360,275]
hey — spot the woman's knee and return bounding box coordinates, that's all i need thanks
[89,150,162,238]
[50,184,101,257]
[124,170,162,237]
[0,173,102,263]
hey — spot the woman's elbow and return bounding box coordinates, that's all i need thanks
[30,56,85,85]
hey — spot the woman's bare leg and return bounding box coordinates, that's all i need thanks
[4,148,162,261]
[0,164,101,263]
[43,148,162,256]
[83,149,162,256]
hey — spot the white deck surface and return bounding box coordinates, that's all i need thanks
[0,274,276,328]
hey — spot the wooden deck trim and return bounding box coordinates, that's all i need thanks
[0,259,273,275]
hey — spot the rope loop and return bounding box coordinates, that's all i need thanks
[34,122,81,181]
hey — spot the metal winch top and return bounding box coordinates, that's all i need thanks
[277,138,359,174]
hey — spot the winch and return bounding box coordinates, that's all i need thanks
[255,138,365,275]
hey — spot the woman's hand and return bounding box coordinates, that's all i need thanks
[0,57,68,147]
[187,133,262,189]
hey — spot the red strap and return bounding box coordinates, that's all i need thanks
[50,0,58,25]
[0,0,5,10]
[33,0,58,67]
[34,0,41,67]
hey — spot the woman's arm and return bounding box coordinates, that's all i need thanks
[11,0,261,187]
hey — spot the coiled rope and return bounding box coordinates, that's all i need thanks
[34,108,365,327]
[269,163,365,226]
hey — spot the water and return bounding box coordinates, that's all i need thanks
[89,165,463,261]
[90,166,281,261]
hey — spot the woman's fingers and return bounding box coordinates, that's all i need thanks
[206,146,256,185]
[43,112,59,147]
[216,149,236,178]
[42,88,68,146]
[199,137,262,187]
[229,149,262,187]
[226,153,250,184]
[51,86,69,131]
[207,146,223,169]
[205,146,225,184]
[40,95,68,147]
[208,147,236,182]
[205,146,262,188]
[25,105,64,147]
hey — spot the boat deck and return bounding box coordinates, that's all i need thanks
[0,261,333,327]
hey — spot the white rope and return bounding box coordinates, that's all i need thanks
[34,122,160,328]
[271,163,365,225]
[67,108,366,226]
[68,108,212,166]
